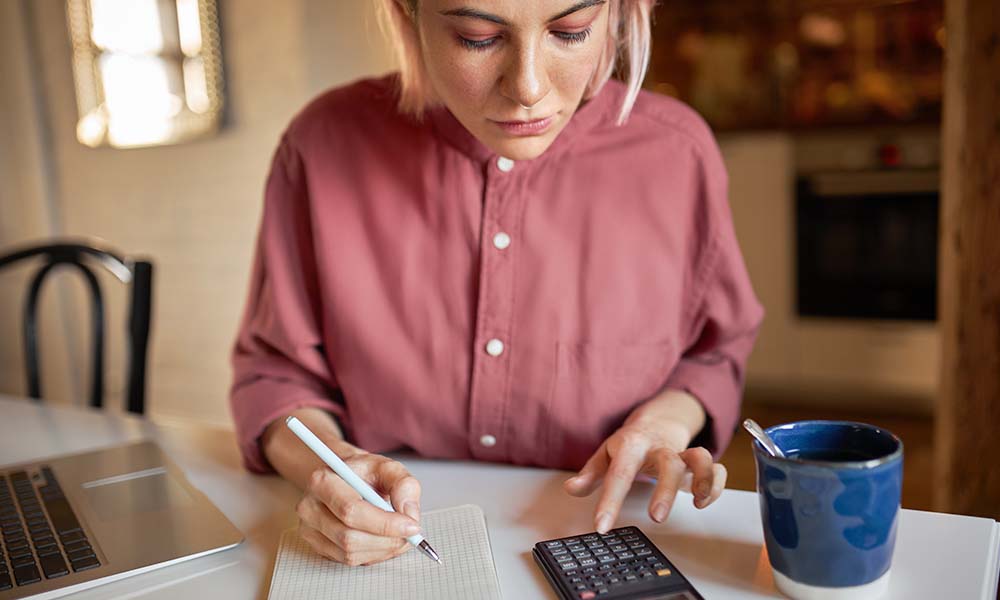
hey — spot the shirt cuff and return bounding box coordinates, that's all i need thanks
[664,358,742,460]
[230,379,349,473]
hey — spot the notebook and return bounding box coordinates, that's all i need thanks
[267,504,503,599]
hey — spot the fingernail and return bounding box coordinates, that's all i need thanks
[697,481,711,498]
[595,512,612,534]
[404,523,421,536]
[652,502,669,522]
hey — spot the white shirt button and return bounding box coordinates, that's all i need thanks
[485,338,505,357]
[493,231,511,250]
[496,156,515,172]
[480,434,497,447]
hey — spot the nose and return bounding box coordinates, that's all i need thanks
[500,41,550,109]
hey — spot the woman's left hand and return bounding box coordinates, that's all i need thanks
[562,391,727,533]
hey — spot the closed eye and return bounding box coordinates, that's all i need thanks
[552,28,591,44]
[458,35,500,51]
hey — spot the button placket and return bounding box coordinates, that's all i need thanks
[466,158,522,460]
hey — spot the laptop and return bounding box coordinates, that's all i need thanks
[0,440,244,599]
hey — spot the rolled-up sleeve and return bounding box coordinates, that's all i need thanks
[665,140,764,459]
[229,136,348,473]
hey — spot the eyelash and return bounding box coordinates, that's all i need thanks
[458,27,592,52]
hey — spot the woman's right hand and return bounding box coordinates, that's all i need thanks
[295,446,423,566]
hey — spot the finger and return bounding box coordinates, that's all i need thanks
[364,537,413,566]
[297,494,407,554]
[699,463,727,509]
[679,447,715,508]
[593,441,647,533]
[647,449,687,523]
[564,442,610,497]
[301,523,407,566]
[678,471,693,494]
[308,469,421,539]
[375,460,422,522]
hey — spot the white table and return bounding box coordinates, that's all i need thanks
[1,395,997,599]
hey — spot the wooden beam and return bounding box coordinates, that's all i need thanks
[935,0,1000,518]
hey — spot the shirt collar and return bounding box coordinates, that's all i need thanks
[427,79,626,168]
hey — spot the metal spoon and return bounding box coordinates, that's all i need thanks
[743,419,785,458]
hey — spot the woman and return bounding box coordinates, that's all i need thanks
[230,0,763,567]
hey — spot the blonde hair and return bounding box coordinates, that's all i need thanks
[376,0,657,125]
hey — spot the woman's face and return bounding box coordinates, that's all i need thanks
[415,0,610,161]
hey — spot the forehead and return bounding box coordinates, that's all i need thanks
[425,0,606,23]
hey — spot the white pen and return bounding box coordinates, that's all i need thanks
[285,416,441,564]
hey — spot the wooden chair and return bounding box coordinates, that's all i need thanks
[0,239,153,414]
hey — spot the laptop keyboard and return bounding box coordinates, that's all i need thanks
[0,467,100,591]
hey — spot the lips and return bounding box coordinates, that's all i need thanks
[491,115,555,136]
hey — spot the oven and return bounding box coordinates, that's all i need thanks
[796,168,938,322]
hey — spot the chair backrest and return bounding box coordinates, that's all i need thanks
[0,240,153,414]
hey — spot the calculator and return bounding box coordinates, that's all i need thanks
[532,526,705,600]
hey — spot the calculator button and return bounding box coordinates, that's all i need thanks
[582,535,599,542]
[653,561,666,568]
[598,555,615,564]
[563,538,581,544]
[608,576,621,584]
[578,592,595,599]
[623,534,640,541]
[557,554,574,563]
[576,584,589,591]
[580,558,597,566]
[606,537,622,545]
[574,551,590,559]
[625,574,638,581]
[628,542,644,549]
[552,548,568,556]
[545,541,564,548]
[570,577,583,583]
[567,544,586,552]
[586,541,604,549]
[597,588,609,595]
[618,551,635,559]
[561,562,579,570]
[636,548,652,556]
[593,547,609,555]
[657,568,672,576]
[610,544,627,552]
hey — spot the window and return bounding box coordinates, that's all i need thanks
[66,0,224,148]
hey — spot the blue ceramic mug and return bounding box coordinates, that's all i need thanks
[752,421,903,600]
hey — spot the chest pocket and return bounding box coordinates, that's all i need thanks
[546,341,675,470]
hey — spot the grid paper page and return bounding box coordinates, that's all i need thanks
[268,504,502,600]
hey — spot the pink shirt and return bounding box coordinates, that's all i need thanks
[230,75,763,474]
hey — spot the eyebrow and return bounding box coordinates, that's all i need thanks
[440,0,607,26]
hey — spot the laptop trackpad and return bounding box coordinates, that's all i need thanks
[83,469,193,521]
